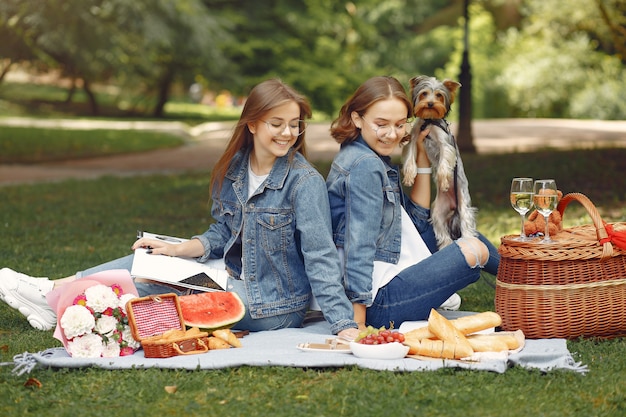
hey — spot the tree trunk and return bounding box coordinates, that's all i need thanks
[456,0,476,153]
[83,79,99,116]
[64,78,77,104]
[153,68,174,118]
[0,59,13,84]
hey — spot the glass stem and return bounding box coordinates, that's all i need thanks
[520,213,526,238]
[544,214,550,241]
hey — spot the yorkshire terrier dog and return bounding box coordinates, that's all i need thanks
[402,75,476,249]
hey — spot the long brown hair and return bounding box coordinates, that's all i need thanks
[210,79,312,195]
[330,76,413,144]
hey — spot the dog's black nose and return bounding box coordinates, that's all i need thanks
[427,102,434,107]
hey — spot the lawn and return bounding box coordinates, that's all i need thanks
[1,148,625,417]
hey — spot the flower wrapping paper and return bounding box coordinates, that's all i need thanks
[46,269,140,356]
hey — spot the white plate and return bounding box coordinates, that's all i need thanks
[296,342,352,353]
[349,341,409,360]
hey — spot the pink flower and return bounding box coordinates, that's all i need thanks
[120,347,136,356]
[111,284,123,297]
[73,294,87,306]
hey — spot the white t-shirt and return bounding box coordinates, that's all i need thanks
[338,206,431,302]
[248,163,268,197]
[241,162,269,280]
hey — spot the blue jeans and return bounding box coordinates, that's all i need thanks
[77,255,306,332]
[365,233,499,328]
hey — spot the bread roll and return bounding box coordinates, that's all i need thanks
[208,336,231,350]
[213,329,242,348]
[404,311,503,340]
[468,332,522,350]
[427,309,473,357]
[408,338,474,359]
[466,335,510,352]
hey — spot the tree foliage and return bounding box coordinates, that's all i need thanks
[1,0,624,119]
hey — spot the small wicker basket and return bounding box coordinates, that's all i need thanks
[495,193,626,339]
[126,293,209,358]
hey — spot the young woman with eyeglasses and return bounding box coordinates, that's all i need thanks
[326,76,500,329]
[1,79,359,339]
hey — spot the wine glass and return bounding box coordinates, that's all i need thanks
[533,179,559,243]
[510,178,534,241]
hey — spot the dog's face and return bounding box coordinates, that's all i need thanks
[409,76,461,120]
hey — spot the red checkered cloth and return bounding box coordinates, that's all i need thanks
[130,297,182,339]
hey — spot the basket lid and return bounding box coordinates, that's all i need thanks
[126,293,184,342]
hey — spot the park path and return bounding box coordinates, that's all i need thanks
[1,117,626,186]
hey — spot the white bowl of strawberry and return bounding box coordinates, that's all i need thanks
[349,328,409,360]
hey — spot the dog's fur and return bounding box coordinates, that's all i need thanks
[402,75,476,249]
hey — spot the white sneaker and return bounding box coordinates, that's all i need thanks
[439,293,462,311]
[0,268,57,330]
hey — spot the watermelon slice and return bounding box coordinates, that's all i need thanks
[179,291,245,331]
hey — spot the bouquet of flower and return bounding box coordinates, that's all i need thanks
[59,283,140,357]
[47,269,141,358]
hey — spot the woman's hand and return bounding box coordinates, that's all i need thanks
[337,327,360,342]
[132,238,178,257]
[133,236,206,258]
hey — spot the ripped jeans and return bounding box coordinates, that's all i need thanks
[365,233,499,328]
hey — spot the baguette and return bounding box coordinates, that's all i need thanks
[467,332,522,351]
[427,309,473,357]
[408,338,474,359]
[404,311,502,340]
[466,335,509,352]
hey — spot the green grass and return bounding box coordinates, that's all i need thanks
[0,126,185,163]
[1,148,626,416]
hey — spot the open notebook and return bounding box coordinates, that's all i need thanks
[131,231,229,292]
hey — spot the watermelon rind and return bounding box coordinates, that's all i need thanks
[179,291,245,331]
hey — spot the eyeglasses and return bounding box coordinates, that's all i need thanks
[362,117,412,140]
[261,119,308,137]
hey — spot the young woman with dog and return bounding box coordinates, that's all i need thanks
[326,75,500,329]
[0,79,360,339]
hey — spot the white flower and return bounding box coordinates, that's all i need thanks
[84,284,119,313]
[94,314,118,336]
[101,340,121,357]
[60,282,140,358]
[119,293,137,313]
[67,333,104,358]
[60,305,96,339]
[121,326,141,350]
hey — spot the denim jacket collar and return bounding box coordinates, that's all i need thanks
[353,135,396,173]
[226,147,292,193]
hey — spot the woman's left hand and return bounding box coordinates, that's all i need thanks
[337,327,360,342]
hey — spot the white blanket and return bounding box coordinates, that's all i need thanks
[9,319,586,375]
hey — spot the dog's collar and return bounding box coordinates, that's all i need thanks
[419,118,450,133]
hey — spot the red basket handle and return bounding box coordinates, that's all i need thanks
[557,192,626,258]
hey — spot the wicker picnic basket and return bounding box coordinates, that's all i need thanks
[495,192,626,339]
[126,293,209,358]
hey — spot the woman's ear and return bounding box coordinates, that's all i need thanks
[247,121,256,135]
[351,112,362,129]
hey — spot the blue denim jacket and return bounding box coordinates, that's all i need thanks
[194,148,356,334]
[326,136,437,306]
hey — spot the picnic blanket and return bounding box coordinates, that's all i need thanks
[8,311,586,375]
